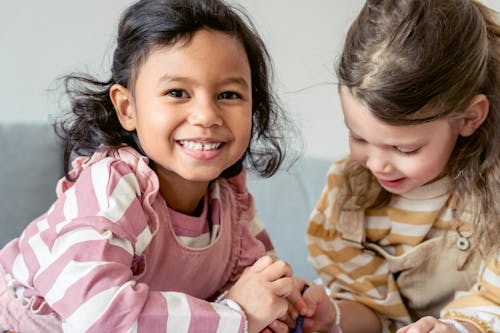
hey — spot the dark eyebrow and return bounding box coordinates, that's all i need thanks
[156,74,250,90]
[219,77,250,89]
[156,74,193,88]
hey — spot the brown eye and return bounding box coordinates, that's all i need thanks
[166,89,189,98]
[218,91,240,100]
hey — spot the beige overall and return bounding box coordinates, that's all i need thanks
[337,210,481,321]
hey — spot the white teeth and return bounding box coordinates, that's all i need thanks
[179,140,222,151]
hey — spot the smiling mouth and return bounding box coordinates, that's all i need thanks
[377,177,406,187]
[178,140,223,151]
[379,177,404,182]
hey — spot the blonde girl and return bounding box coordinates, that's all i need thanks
[302,0,500,332]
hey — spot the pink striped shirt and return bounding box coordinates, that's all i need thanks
[0,146,275,332]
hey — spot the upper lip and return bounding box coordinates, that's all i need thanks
[177,138,225,143]
[377,177,404,182]
[177,139,225,151]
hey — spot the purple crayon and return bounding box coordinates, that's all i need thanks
[292,284,309,333]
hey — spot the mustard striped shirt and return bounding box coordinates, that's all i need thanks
[306,159,500,332]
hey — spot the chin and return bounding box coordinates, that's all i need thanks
[182,170,223,183]
[380,182,415,196]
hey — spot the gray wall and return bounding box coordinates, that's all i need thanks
[1,0,499,160]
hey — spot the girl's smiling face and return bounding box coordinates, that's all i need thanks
[340,87,461,195]
[111,29,252,210]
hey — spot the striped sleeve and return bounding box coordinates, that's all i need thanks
[249,214,276,259]
[441,256,500,332]
[4,157,246,333]
[306,161,411,331]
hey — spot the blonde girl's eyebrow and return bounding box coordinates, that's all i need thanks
[347,125,422,149]
[343,121,362,139]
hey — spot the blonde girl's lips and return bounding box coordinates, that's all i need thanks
[377,177,406,188]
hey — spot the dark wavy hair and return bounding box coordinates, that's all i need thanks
[55,0,291,179]
[337,0,500,257]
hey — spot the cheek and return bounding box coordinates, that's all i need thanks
[135,113,178,151]
[400,156,444,181]
[237,118,252,147]
[349,144,366,163]
[136,102,179,131]
[233,110,252,137]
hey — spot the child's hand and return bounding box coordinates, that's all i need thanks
[396,316,469,333]
[263,277,311,333]
[226,256,302,333]
[295,282,337,333]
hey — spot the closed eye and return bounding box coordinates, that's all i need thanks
[349,134,366,143]
[394,146,419,155]
[166,89,189,98]
[218,91,241,100]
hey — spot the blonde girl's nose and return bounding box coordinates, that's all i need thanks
[366,153,392,174]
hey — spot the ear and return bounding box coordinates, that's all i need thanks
[459,94,489,137]
[109,84,137,131]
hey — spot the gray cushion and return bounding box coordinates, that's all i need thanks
[0,123,63,246]
[248,157,330,281]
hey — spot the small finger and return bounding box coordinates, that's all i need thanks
[262,259,293,281]
[268,319,289,333]
[286,302,299,321]
[292,277,308,293]
[302,317,316,332]
[301,284,326,316]
[268,278,308,318]
[250,255,274,273]
[283,309,297,327]
[270,277,295,297]
[287,281,308,315]
[405,316,437,333]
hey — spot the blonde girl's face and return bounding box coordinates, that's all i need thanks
[340,87,461,195]
[115,29,252,193]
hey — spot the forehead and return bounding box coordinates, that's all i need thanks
[133,29,251,89]
[339,87,451,145]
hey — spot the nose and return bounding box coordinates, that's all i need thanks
[188,98,223,128]
[365,151,393,174]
